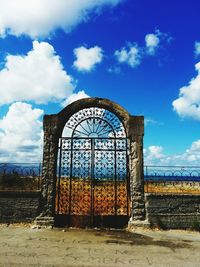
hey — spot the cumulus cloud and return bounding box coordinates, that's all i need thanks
[0,102,43,162]
[0,0,123,38]
[73,46,104,72]
[114,43,141,68]
[145,29,173,56]
[144,146,165,164]
[114,29,171,69]
[172,62,200,120]
[144,140,200,166]
[195,42,200,56]
[145,33,160,56]
[0,41,75,106]
[61,90,90,107]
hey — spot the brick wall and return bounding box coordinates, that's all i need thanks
[0,191,41,223]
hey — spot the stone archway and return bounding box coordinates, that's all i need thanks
[35,98,146,227]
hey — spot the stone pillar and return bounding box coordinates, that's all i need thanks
[129,135,145,220]
[128,116,149,228]
[35,115,59,227]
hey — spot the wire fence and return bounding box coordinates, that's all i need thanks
[144,165,200,194]
[0,163,42,190]
[1,163,200,194]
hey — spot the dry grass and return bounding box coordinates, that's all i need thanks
[144,181,200,194]
[0,176,40,191]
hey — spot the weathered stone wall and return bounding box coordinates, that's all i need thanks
[146,194,200,229]
[0,191,41,223]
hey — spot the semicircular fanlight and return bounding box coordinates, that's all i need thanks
[62,107,126,138]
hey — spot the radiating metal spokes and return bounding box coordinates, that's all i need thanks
[62,107,126,138]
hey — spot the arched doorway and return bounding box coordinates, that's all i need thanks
[55,107,130,227]
[35,98,145,228]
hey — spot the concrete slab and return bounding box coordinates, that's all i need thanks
[0,224,200,267]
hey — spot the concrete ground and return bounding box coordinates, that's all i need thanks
[1,224,200,267]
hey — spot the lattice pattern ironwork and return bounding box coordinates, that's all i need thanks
[56,137,129,217]
[55,179,129,215]
[56,107,129,222]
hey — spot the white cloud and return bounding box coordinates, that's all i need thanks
[114,43,141,68]
[0,41,75,106]
[114,29,171,68]
[144,146,165,164]
[0,0,123,38]
[195,42,200,56]
[0,102,43,162]
[61,90,90,107]
[73,46,103,72]
[144,140,200,166]
[145,33,160,56]
[172,62,200,120]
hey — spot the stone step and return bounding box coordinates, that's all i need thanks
[34,216,54,227]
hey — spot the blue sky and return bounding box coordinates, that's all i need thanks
[0,0,200,165]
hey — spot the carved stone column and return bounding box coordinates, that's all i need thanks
[35,115,59,227]
[128,116,148,227]
[129,135,145,220]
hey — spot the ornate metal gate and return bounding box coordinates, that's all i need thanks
[55,107,130,227]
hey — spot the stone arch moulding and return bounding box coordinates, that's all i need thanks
[35,97,147,228]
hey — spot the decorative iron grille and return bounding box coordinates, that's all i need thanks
[56,107,130,221]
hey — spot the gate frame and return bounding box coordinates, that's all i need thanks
[35,97,146,227]
[56,136,129,221]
